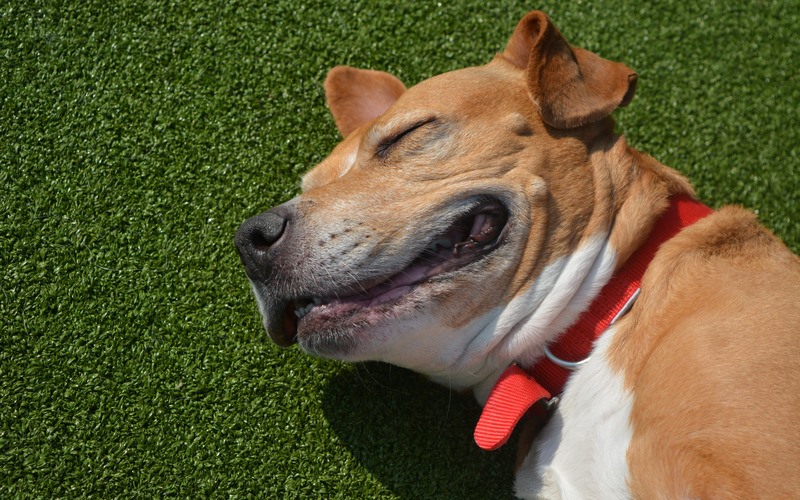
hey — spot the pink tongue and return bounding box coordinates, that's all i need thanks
[331,263,428,307]
[323,246,443,310]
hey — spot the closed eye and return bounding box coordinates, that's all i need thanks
[375,117,438,158]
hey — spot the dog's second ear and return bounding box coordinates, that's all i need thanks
[324,66,407,137]
[502,11,637,129]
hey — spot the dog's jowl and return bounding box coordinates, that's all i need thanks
[235,11,800,499]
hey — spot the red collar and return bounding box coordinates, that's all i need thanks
[474,194,713,451]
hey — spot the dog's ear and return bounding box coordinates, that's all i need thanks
[502,11,637,129]
[324,66,407,137]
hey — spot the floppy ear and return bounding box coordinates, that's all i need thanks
[502,11,637,129]
[323,66,407,137]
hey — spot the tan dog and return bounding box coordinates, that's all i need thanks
[235,11,800,499]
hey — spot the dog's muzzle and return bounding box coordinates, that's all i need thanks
[235,195,511,349]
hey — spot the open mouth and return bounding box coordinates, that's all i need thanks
[269,198,509,346]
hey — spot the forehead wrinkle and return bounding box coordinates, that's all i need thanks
[367,109,438,144]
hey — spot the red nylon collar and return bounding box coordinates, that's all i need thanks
[474,194,713,451]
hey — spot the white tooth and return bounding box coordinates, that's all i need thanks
[313,297,323,305]
[294,309,302,318]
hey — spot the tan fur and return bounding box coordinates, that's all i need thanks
[607,209,800,498]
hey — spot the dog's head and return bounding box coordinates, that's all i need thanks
[235,11,643,390]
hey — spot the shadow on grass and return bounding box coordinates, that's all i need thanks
[321,362,517,499]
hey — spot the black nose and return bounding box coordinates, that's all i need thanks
[234,206,291,279]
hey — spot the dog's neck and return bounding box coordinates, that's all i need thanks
[428,140,694,404]
[473,194,713,450]
[468,230,619,404]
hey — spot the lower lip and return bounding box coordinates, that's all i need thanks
[297,284,416,335]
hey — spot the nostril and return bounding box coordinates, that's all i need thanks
[235,210,290,258]
[250,229,272,252]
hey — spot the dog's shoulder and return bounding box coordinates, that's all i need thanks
[661,205,797,264]
[607,206,800,498]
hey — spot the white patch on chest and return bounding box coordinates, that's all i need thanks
[515,327,633,499]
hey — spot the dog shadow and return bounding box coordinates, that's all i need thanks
[321,362,518,499]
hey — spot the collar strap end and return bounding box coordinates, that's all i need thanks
[474,364,551,451]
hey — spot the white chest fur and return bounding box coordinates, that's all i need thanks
[514,327,633,499]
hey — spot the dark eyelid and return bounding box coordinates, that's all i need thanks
[376,117,438,157]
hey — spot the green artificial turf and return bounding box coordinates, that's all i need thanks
[2,0,798,497]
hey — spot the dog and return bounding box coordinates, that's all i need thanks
[235,10,800,499]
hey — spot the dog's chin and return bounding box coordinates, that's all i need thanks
[259,197,510,355]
